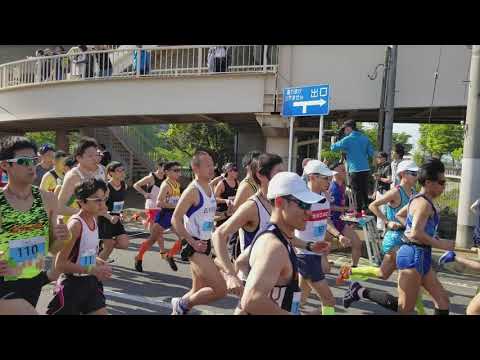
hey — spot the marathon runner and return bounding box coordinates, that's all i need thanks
[98,162,129,261]
[0,136,69,315]
[170,150,227,315]
[47,178,112,315]
[40,150,68,193]
[134,161,182,272]
[58,137,106,223]
[33,143,55,187]
[214,162,239,228]
[133,160,165,231]
[232,150,261,211]
[238,172,322,314]
[53,156,76,198]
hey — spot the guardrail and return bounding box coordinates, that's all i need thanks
[0,45,279,90]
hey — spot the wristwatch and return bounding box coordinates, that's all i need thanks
[306,242,314,251]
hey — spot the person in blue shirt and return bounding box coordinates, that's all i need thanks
[133,45,150,75]
[331,120,375,215]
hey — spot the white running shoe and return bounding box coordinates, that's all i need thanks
[171,297,187,315]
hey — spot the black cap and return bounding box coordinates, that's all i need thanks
[341,119,356,130]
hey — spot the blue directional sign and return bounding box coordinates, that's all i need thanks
[282,84,330,117]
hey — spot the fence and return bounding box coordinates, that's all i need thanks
[0,45,279,90]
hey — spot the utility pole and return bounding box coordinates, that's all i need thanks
[456,45,480,249]
[377,46,391,151]
[383,45,398,156]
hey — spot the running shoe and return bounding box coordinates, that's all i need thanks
[165,255,178,272]
[336,264,352,285]
[343,281,362,309]
[438,251,456,266]
[171,297,188,315]
[134,258,143,272]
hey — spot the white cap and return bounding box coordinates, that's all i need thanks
[267,172,323,203]
[303,160,337,176]
[396,160,419,175]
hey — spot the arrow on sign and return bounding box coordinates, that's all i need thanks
[292,99,327,114]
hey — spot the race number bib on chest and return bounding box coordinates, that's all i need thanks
[79,249,97,267]
[313,224,327,239]
[291,291,301,315]
[202,221,213,232]
[112,201,124,213]
[9,236,46,265]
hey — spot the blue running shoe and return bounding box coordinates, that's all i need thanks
[438,251,456,267]
[343,281,362,309]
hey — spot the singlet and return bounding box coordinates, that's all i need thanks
[165,179,181,208]
[404,193,440,243]
[106,181,126,215]
[239,194,271,251]
[145,172,164,209]
[217,178,239,213]
[42,169,63,192]
[383,185,413,243]
[295,193,329,256]
[184,180,217,240]
[241,177,258,194]
[246,223,301,314]
[0,186,49,281]
[67,214,99,270]
[329,180,346,223]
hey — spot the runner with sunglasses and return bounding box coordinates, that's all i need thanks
[47,178,112,315]
[238,172,322,314]
[97,162,130,261]
[135,161,182,272]
[0,136,69,315]
[40,150,68,193]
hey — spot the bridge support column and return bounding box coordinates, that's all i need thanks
[256,113,291,170]
[55,129,69,152]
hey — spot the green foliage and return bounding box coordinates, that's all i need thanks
[158,123,235,167]
[418,124,463,159]
[451,147,463,162]
[363,125,412,153]
[25,131,55,147]
[320,150,341,165]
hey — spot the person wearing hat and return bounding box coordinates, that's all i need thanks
[238,172,323,314]
[373,151,392,231]
[331,120,375,216]
[214,162,239,227]
[33,144,55,187]
[295,160,352,315]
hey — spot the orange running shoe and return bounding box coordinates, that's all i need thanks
[336,264,352,285]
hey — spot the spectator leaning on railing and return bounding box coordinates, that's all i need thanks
[133,45,150,75]
[331,119,375,215]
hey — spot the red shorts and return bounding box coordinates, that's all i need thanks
[145,209,161,224]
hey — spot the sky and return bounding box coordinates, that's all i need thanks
[394,123,420,152]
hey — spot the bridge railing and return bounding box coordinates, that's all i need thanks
[0,45,279,90]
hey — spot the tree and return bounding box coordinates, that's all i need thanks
[362,125,412,153]
[26,131,55,147]
[418,124,464,160]
[157,123,235,167]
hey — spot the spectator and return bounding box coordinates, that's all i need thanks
[133,45,150,75]
[34,49,45,83]
[331,119,375,215]
[53,46,66,80]
[99,143,112,166]
[71,45,88,79]
[42,48,52,81]
[390,143,405,188]
[34,144,56,187]
[208,46,228,72]
[85,45,97,78]
[373,151,391,231]
[95,45,113,77]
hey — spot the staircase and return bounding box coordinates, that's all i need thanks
[84,125,164,184]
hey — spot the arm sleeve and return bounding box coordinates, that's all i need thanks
[331,137,348,152]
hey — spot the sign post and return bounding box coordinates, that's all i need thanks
[282,84,330,171]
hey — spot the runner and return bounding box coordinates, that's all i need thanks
[0,136,69,315]
[295,160,351,315]
[33,143,55,187]
[53,156,76,198]
[40,150,68,193]
[134,161,182,272]
[47,178,112,315]
[338,160,418,285]
[214,162,239,228]
[328,161,363,267]
[238,172,322,314]
[170,150,227,315]
[232,150,261,211]
[133,160,165,231]
[98,162,129,261]
[212,153,284,296]
[58,137,106,223]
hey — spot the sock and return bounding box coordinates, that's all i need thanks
[168,239,183,257]
[434,308,449,315]
[136,241,152,261]
[362,288,399,312]
[415,292,426,315]
[350,266,381,281]
[322,305,335,315]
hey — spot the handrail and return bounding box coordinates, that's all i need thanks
[0,45,279,90]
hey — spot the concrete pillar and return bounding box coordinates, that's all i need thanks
[265,136,289,166]
[236,129,265,178]
[256,113,291,170]
[55,129,69,152]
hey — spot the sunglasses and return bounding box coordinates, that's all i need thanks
[6,157,39,167]
[405,171,418,177]
[171,168,181,173]
[283,195,312,210]
[436,179,446,186]
[85,197,107,203]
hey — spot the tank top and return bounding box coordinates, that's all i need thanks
[242,177,258,194]
[68,214,99,269]
[295,193,330,256]
[145,172,164,209]
[0,186,49,281]
[383,185,412,241]
[106,181,126,214]
[217,178,239,213]
[404,193,440,242]
[165,179,181,207]
[184,180,217,240]
[247,223,301,314]
[239,194,271,251]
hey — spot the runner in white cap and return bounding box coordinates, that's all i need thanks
[238,172,322,314]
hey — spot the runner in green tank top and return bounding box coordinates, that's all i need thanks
[0,136,69,315]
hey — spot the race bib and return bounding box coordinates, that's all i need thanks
[169,197,179,206]
[1,172,8,183]
[79,249,97,268]
[313,224,326,239]
[291,291,301,315]
[202,221,213,232]
[112,201,124,214]
[9,237,46,266]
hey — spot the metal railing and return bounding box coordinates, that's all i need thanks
[0,45,279,90]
